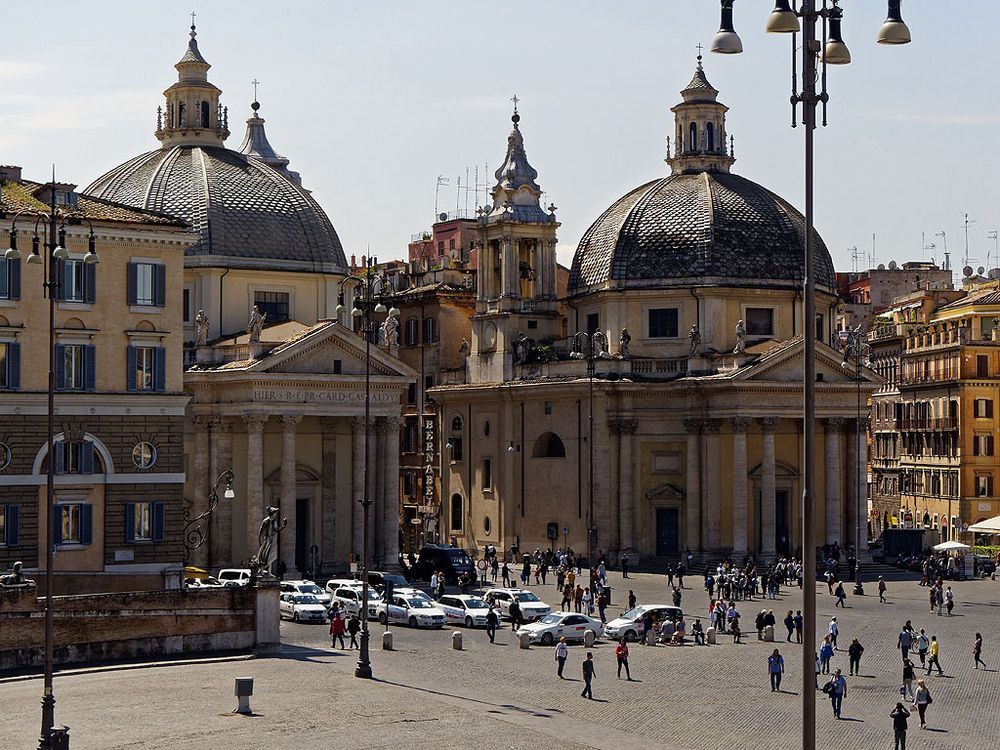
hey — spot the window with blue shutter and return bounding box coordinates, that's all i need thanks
[6,342,20,390]
[80,504,93,545]
[126,346,137,392]
[81,441,95,474]
[83,263,96,304]
[1,258,19,300]
[2,504,19,546]
[152,501,166,542]
[125,502,136,544]
[126,262,138,305]
[53,442,65,474]
[84,345,96,391]
[54,344,65,388]
[53,509,63,545]
[154,265,166,307]
[153,347,166,392]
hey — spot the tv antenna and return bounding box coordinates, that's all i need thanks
[434,175,450,220]
[962,212,977,268]
[988,230,998,271]
[848,245,861,272]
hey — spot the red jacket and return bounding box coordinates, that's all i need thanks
[330,615,346,636]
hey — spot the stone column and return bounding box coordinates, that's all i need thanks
[351,417,366,559]
[213,418,234,566]
[382,417,402,570]
[759,417,779,560]
[280,414,302,579]
[854,418,870,555]
[501,235,518,298]
[703,419,723,552]
[613,418,639,554]
[244,414,269,565]
[372,418,387,568]
[192,416,211,567]
[731,417,751,558]
[320,417,338,573]
[683,418,702,554]
[825,418,845,546]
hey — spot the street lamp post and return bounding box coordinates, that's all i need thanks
[709,2,910,748]
[182,469,236,564]
[7,177,101,750]
[842,326,871,595]
[571,330,607,567]
[337,256,398,679]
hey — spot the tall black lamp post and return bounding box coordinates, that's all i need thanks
[708,1,910,748]
[842,325,871,595]
[336,256,398,679]
[182,469,235,564]
[7,179,101,750]
[571,330,607,567]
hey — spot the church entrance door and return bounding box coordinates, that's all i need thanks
[655,508,679,557]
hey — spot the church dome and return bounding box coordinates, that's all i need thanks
[85,25,347,274]
[568,59,834,296]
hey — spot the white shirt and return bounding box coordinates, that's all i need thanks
[829,621,839,636]
[430,574,438,590]
[555,642,569,659]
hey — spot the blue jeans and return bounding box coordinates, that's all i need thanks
[581,676,593,698]
[831,693,843,716]
[770,671,782,691]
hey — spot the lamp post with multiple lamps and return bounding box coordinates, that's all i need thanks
[842,326,871,596]
[708,1,911,747]
[571,330,608,567]
[336,256,398,679]
[6,178,101,750]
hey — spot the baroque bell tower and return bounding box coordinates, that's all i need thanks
[666,54,735,175]
[470,101,560,383]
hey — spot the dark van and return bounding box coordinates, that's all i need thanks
[412,543,475,584]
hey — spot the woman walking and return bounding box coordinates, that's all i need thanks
[913,679,932,729]
[974,632,987,669]
[329,610,346,649]
[848,638,865,676]
[784,610,795,642]
[616,638,632,680]
[901,659,915,700]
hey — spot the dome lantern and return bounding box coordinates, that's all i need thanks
[666,55,735,176]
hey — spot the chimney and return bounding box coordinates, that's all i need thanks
[0,165,23,182]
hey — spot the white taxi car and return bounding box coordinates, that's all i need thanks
[437,594,492,627]
[603,605,683,642]
[376,595,446,628]
[279,593,328,623]
[280,580,333,609]
[484,588,551,622]
[517,611,604,645]
[329,585,380,618]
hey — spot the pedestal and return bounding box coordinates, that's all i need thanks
[254,575,281,655]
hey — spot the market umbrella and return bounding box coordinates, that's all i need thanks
[968,515,1000,533]
[932,540,971,552]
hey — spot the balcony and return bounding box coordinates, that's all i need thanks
[897,417,958,431]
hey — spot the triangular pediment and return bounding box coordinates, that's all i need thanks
[734,336,882,385]
[645,483,686,501]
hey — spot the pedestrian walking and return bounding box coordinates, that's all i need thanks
[898,626,913,661]
[347,613,361,649]
[915,629,929,666]
[929,586,937,613]
[573,584,584,613]
[926,635,943,675]
[783,610,794,642]
[485,607,499,644]
[616,639,632,680]
[829,617,840,649]
[901,659,915,700]
[627,589,637,610]
[848,638,865,676]
[501,561,511,587]
[581,652,596,699]
[561,584,572,611]
[820,636,835,674]
[878,576,887,603]
[834,581,847,608]
[693,618,705,645]
[621,553,630,579]
[555,637,569,678]
[330,611,346,649]
[768,648,785,692]
[490,557,499,582]
[944,586,954,615]
[913,679,932,729]
[814,652,821,688]
[890,702,911,750]
[672,586,682,609]
[597,591,608,623]
[793,610,803,643]
[583,587,593,616]
[732,615,742,644]
[827,668,848,718]
[974,632,987,669]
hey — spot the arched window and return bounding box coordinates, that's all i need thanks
[689,122,698,151]
[706,122,715,152]
[532,431,566,458]
[450,494,463,531]
[200,101,210,128]
[178,102,186,127]
[451,416,463,431]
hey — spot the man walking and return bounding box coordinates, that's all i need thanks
[621,553,630,579]
[878,576,887,603]
[848,637,865,676]
[793,610,803,643]
[829,617,840,650]
[485,606,499,644]
[768,648,785,692]
[834,581,847,608]
[898,626,913,661]
[347,613,361,649]
[581,652,596,699]
[555,636,569,678]
[510,599,522,632]
[890,702,910,750]
[829,668,848,718]
[926,635,943,675]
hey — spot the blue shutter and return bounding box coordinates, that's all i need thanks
[154,265,166,308]
[126,262,137,305]
[53,442,64,475]
[152,502,166,542]
[6,342,19,390]
[5,505,19,546]
[53,507,63,545]
[125,503,136,544]
[83,262,96,304]
[80,504,93,545]
[81,440,95,474]
[54,344,65,390]
[8,259,20,300]
[126,346,137,392]
[84,345,96,391]
[54,260,65,301]
[154,347,166,392]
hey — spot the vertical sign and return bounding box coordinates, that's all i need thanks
[423,417,436,511]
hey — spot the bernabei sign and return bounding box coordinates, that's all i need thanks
[251,388,395,404]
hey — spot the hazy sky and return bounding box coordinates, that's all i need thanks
[3,1,998,275]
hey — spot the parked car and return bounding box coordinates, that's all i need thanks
[217,569,252,587]
[279,593,328,623]
[324,578,364,595]
[394,586,432,603]
[483,588,551,622]
[437,594,492,627]
[329,585,380,617]
[517,612,604,645]
[185,576,225,589]
[410,543,475,584]
[280,580,332,609]
[604,605,684,642]
[362,570,410,594]
[376,595,446,628]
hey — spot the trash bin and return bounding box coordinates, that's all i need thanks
[603,587,612,606]
[51,727,70,750]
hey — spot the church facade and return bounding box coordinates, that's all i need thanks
[432,61,879,563]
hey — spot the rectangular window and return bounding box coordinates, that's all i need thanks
[482,457,493,490]
[125,501,165,543]
[135,263,155,305]
[406,383,416,405]
[405,318,419,346]
[423,317,437,343]
[977,474,993,497]
[648,308,679,338]
[55,502,92,546]
[253,291,290,323]
[815,313,825,342]
[0,258,21,300]
[183,288,190,322]
[136,346,154,391]
[333,359,342,374]
[0,341,21,390]
[586,313,599,336]
[61,345,85,390]
[449,436,463,462]
[402,422,417,453]
[977,355,989,378]
[974,434,995,456]
[402,473,416,498]
[59,259,94,303]
[975,398,994,418]
[55,440,94,475]
[127,346,165,392]
[746,308,775,337]
[0,504,20,546]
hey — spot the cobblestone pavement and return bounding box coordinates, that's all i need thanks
[1,571,997,749]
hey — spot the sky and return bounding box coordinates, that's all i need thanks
[2,1,999,275]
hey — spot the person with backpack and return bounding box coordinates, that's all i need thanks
[826,668,848,719]
[834,581,847,608]
[901,659,915,700]
[913,678,932,729]
[555,636,569,678]
[616,638,632,680]
[890,702,911,750]
[915,628,929,666]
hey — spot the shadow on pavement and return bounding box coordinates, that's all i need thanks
[375,676,557,719]
[278,644,344,662]
[0,651,253,684]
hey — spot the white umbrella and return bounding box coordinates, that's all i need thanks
[968,515,1000,534]
[933,540,971,552]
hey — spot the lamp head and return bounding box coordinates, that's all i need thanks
[711,0,743,54]
[52,244,69,260]
[224,487,236,500]
[765,0,799,34]
[4,247,20,261]
[83,250,100,264]
[388,306,400,318]
[27,248,43,265]
[877,0,911,45]
[374,301,387,314]
[351,307,363,318]
[824,4,851,65]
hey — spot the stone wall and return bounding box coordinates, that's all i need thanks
[0,585,256,671]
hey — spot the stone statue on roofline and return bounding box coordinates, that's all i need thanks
[247,305,266,343]
[688,324,701,356]
[194,309,209,346]
[734,319,746,354]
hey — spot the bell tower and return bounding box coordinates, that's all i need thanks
[666,54,735,175]
[155,20,230,148]
[469,101,560,383]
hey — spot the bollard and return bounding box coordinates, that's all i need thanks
[519,632,531,649]
[584,630,596,648]
[706,627,717,645]
[50,727,70,750]
[763,624,774,642]
[382,630,393,650]
[234,677,254,715]
[452,630,463,650]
